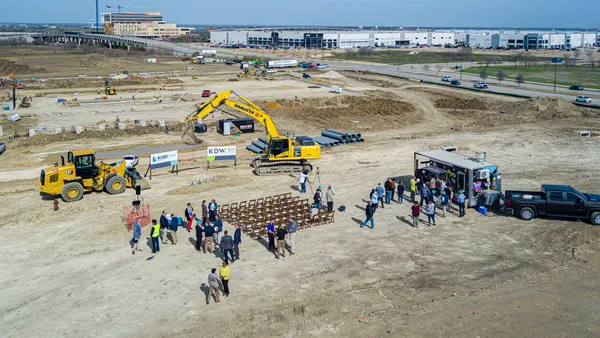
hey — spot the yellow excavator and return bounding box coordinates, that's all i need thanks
[105,80,116,95]
[183,90,320,175]
[38,148,150,202]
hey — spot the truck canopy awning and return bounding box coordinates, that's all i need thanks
[422,166,447,174]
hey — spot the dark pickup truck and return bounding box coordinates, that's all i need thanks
[506,184,600,225]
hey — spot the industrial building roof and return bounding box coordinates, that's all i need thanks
[415,150,497,170]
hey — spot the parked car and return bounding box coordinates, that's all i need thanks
[506,184,600,225]
[0,141,5,155]
[202,90,212,97]
[450,80,461,86]
[576,96,592,103]
[123,155,138,168]
[569,85,584,91]
[266,69,277,74]
[225,60,234,65]
[474,82,488,89]
[442,76,454,82]
[182,57,191,61]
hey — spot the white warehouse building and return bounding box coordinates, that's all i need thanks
[210,29,598,50]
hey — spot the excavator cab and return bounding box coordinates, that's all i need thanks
[268,138,289,157]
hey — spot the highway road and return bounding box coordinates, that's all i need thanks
[326,61,595,102]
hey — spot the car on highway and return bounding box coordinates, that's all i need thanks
[569,85,584,91]
[450,80,462,86]
[576,96,592,103]
[474,82,488,89]
[123,155,138,168]
[442,76,454,82]
[202,90,212,97]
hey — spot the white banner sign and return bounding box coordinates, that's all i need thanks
[150,150,178,167]
[207,146,236,161]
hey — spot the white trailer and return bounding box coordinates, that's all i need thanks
[267,60,298,68]
[201,49,217,55]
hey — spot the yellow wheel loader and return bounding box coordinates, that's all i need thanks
[38,148,150,202]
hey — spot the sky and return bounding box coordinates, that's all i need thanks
[2,0,599,28]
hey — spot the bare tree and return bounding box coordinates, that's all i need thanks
[436,64,443,75]
[585,49,596,71]
[515,73,525,86]
[457,47,473,61]
[573,49,582,61]
[423,64,431,73]
[564,53,576,70]
[481,56,492,67]
[496,70,507,83]
[479,68,488,81]
[509,51,524,68]
[441,53,452,67]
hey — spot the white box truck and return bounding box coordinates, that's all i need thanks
[331,85,343,94]
[267,60,298,68]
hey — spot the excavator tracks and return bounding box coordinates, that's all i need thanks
[252,155,312,176]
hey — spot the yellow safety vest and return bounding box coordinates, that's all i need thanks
[151,224,160,238]
[219,266,230,280]
[410,179,416,191]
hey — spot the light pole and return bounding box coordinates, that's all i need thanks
[460,59,463,80]
[552,57,562,91]
[397,50,400,73]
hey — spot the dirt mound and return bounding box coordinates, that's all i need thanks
[13,123,186,149]
[435,97,488,110]
[30,77,182,89]
[314,71,346,80]
[493,97,584,120]
[0,59,36,74]
[269,94,417,131]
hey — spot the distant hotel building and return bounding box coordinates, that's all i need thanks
[101,12,193,38]
[210,29,598,50]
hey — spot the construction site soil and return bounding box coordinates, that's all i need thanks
[1,52,600,338]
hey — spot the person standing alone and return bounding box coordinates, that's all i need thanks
[150,219,160,253]
[360,202,375,229]
[184,203,195,233]
[411,202,420,228]
[233,223,242,260]
[325,185,336,212]
[219,261,231,297]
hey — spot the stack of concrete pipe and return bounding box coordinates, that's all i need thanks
[246,130,364,153]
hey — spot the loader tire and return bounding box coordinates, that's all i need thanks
[61,182,84,202]
[105,175,126,195]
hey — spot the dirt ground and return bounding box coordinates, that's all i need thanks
[1,51,600,338]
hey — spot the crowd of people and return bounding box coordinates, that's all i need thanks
[361,176,467,229]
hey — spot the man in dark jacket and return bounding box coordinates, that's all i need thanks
[159,211,170,244]
[233,223,242,261]
[201,200,208,225]
[397,181,405,204]
[360,202,375,229]
[220,230,235,263]
[169,214,178,244]
[194,220,203,251]
[203,223,215,254]
[213,215,224,245]
[384,179,393,205]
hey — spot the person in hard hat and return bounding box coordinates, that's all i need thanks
[150,219,160,253]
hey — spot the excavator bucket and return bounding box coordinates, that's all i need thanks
[182,124,202,145]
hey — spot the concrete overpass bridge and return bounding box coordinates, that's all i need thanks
[31,32,150,51]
